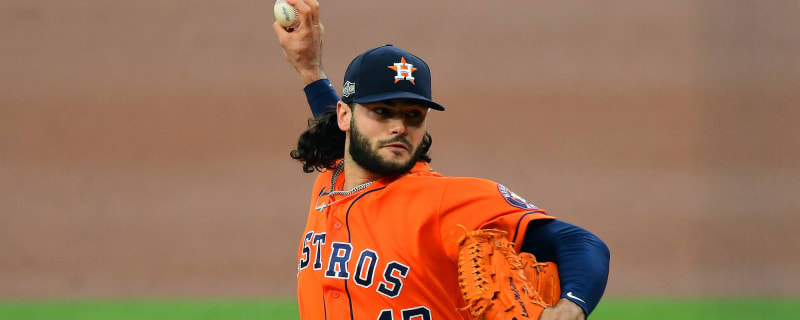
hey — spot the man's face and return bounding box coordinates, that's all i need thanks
[348,99,429,176]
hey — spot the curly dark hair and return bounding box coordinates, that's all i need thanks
[290,105,433,173]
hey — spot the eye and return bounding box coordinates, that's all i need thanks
[406,110,421,118]
[373,108,389,116]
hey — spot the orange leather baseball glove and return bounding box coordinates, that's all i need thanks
[456,228,561,319]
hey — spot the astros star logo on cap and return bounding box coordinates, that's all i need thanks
[387,57,417,85]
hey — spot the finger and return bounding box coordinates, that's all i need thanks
[286,0,313,27]
[307,0,320,26]
[272,21,289,39]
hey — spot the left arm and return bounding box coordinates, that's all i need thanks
[521,220,610,319]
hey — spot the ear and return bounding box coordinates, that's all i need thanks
[336,101,351,131]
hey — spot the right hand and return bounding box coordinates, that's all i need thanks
[272,0,327,85]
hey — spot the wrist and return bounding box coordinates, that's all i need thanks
[298,68,327,86]
[541,299,585,320]
[559,298,586,320]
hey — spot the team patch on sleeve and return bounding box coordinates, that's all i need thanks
[497,184,538,210]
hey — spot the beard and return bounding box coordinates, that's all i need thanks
[349,117,423,177]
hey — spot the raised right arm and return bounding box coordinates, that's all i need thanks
[272,0,338,118]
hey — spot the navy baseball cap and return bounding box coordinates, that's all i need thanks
[341,45,445,111]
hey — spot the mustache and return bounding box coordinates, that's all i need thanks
[379,137,412,149]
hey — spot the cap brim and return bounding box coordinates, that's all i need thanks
[352,91,445,111]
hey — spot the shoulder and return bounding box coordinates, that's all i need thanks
[445,176,497,188]
[441,176,505,196]
[311,167,334,190]
[386,161,450,189]
[443,177,542,211]
[387,171,450,194]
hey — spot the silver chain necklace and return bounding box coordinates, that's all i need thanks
[314,161,375,211]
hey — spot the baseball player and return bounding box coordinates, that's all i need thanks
[273,1,610,319]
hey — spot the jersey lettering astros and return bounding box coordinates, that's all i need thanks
[297,161,554,319]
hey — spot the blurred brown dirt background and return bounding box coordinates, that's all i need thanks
[1,0,799,299]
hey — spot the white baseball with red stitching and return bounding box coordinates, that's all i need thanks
[274,0,300,29]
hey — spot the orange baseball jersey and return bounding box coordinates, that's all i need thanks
[296,161,555,319]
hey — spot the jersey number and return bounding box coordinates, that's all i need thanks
[377,306,432,320]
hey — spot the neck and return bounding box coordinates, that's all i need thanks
[341,154,381,190]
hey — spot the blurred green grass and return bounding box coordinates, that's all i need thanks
[590,298,799,320]
[1,298,798,319]
[0,299,299,320]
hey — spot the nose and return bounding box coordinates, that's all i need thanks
[388,117,407,136]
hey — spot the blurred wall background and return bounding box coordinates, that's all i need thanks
[1,0,798,298]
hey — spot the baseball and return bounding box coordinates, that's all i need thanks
[274,0,300,29]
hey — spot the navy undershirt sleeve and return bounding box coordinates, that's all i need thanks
[304,78,340,118]
[521,219,610,317]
